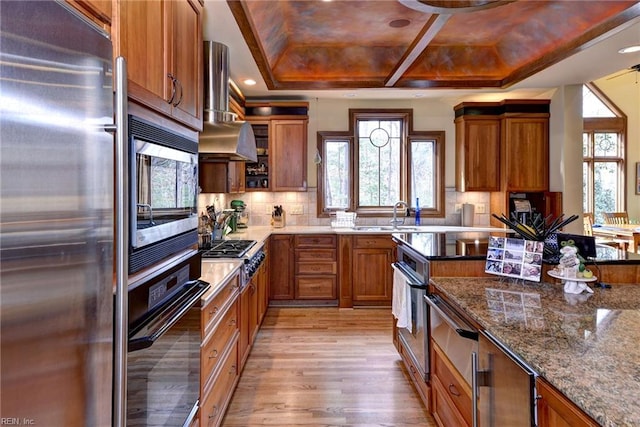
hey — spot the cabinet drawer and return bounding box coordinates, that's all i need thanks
[295,248,337,261]
[295,276,337,299]
[432,343,472,426]
[201,300,239,389]
[354,235,395,249]
[202,274,240,336]
[200,341,239,427]
[295,234,336,248]
[432,375,470,427]
[296,261,336,275]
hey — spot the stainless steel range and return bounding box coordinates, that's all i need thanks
[201,239,265,286]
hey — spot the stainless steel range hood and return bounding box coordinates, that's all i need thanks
[199,41,257,162]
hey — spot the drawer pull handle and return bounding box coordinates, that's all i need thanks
[448,383,461,396]
[230,319,237,326]
[208,405,218,418]
[209,306,219,316]
[209,349,218,359]
[230,364,237,374]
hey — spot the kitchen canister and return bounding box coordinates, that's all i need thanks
[462,203,475,226]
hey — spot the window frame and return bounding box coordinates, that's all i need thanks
[582,83,627,221]
[316,109,445,219]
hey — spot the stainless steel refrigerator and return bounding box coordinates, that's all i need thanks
[1,2,128,426]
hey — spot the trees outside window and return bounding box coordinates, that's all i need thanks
[317,109,444,219]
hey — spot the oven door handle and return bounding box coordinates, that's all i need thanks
[391,262,425,288]
[425,294,478,340]
[128,280,210,352]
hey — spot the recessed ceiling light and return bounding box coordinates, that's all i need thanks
[243,79,257,86]
[413,93,425,98]
[389,19,411,28]
[344,93,356,98]
[618,45,640,54]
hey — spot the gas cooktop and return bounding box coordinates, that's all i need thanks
[201,240,256,258]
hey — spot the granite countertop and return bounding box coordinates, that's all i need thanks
[430,277,640,427]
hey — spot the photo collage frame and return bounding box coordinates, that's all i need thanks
[485,236,544,282]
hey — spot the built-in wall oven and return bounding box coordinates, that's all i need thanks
[127,256,209,427]
[128,115,199,273]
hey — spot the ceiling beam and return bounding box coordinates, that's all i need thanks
[385,13,451,87]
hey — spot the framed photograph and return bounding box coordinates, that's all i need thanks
[636,162,640,195]
[484,236,544,282]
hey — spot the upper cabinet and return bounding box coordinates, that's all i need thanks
[114,0,203,131]
[454,107,501,191]
[66,0,112,31]
[454,100,550,193]
[245,102,309,192]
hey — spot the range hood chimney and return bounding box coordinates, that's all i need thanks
[199,41,257,162]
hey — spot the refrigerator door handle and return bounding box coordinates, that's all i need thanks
[112,55,129,427]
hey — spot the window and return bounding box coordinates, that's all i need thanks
[317,109,445,218]
[582,84,626,223]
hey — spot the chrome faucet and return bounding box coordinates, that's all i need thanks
[391,200,408,228]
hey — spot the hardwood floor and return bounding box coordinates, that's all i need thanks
[221,307,436,427]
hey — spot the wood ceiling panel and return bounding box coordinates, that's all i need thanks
[229,0,640,91]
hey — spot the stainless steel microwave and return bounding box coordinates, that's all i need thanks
[128,115,198,273]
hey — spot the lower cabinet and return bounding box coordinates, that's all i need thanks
[536,377,599,427]
[239,279,258,368]
[351,235,395,306]
[269,234,338,304]
[397,334,431,411]
[200,270,240,427]
[430,342,472,427]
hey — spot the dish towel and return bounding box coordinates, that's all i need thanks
[392,265,412,329]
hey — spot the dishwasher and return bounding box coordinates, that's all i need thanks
[426,293,536,427]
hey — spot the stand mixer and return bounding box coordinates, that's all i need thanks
[231,200,249,229]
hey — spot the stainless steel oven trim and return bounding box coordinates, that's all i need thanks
[128,280,209,351]
[425,294,479,340]
[391,262,424,288]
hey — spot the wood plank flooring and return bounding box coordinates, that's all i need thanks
[221,307,436,427]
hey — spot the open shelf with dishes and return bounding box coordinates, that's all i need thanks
[246,122,269,190]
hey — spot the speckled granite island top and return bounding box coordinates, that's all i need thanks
[430,277,640,427]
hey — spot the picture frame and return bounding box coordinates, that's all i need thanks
[484,236,544,282]
[636,162,640,195]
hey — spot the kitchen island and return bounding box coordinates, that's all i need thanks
[430,276,640,426]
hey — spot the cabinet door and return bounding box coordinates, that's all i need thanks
[269,235,294,299]
[271,120,307,191]
[117,0,171,117]
[455,117,500,191]
[536,377,599,427]
[352,247,394,304]
[167,0,202,130]
[502,118,549,192]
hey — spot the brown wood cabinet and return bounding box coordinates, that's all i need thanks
[397,334,431,411]
[536,377,599,427]
[115,0,203,131]
[351,235,395,306]
[239,279,258,368]
[269,234,294,300]
[245,103,309,192]
[294,234,337,300]
[430,342,472,427]
[454,111,501,192]
[199,159,245,194]
[501,115,549,192]
[269,234,338,304]
[200,269,240,427]
[66,0,111,31]
[271,120,308,191]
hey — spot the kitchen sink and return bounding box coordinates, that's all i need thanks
[351,225,421,232]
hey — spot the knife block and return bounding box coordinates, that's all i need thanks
[272,212,286,228]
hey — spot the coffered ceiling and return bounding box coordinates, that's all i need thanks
[204,0,640,100]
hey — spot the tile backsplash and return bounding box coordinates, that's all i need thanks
[198,187,491,227]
